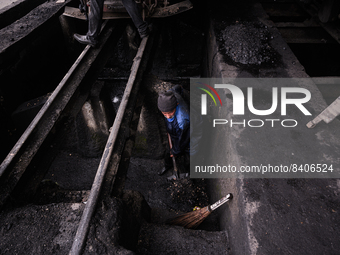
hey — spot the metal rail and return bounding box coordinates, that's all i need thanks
[1,6,153,250]
[69,35,151,255]
[0,34,93,178]
[0,20,124,208]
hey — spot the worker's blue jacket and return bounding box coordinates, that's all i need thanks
[165,96,190,156]
[164,86,202,156]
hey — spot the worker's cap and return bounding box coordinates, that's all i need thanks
[158,91,178,112]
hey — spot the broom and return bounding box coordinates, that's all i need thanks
[167,193,233,229]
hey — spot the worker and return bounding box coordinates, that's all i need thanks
[157,85,203,176]
[74,0,150,47]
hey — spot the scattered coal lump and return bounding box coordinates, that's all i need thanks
[219,21,278,66]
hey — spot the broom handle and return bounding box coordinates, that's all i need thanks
[209,193,233,211]
[168,133,179,178]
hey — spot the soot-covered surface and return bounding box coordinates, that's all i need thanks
[0,2,228,253]
[125,157,209,214]
[219,21,279,66]
[137,224,229,255]
[122,74,231,253]
[0,202,85,254]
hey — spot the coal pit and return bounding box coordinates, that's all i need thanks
[0,2,231,254]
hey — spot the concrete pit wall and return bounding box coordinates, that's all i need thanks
[204,2,340,255]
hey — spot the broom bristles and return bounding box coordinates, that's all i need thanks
[167,193,233,229]
[167,206,211,229]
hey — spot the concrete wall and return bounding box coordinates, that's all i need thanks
[204,2,340,255]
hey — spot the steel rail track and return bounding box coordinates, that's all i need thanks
[69,33,153,255]
[0,9,154,253]
[0,19,125,208]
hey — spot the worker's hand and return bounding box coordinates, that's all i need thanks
[170,148,177,158]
